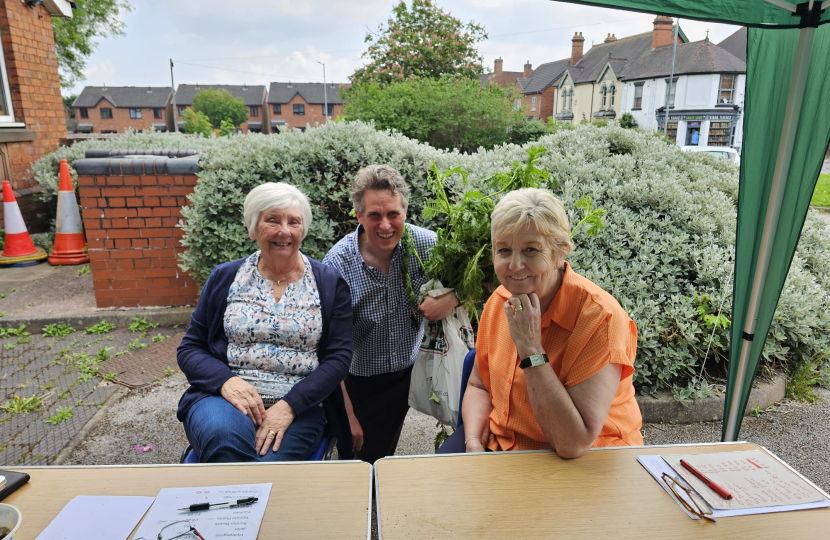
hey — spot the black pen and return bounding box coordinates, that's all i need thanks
[179,497,258,512]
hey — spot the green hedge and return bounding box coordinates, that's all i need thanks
[30,121,830,397]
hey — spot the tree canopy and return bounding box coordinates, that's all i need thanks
[52,0,133,88]
[350,0,487,86]
[343,77,522,153]
[192,89,249,128]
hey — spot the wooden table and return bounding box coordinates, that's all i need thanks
[4,461,372,539]
[374,442,830,540]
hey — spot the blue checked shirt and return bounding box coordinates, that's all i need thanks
[323,224,436,377]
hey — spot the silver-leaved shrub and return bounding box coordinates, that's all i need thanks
[30,121,830,397]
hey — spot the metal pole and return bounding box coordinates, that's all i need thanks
[663,19,679,137]
[170,59,177,133]
[723,25,816,441]
[318,61,328,123]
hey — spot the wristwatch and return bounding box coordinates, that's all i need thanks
[519,353,549,370]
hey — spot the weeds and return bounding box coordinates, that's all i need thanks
[165,366,175,376]
[95,346,114,362]
[786,361,822,403]
[103,372,116,382]
[15,380,30,389]
[127,338,147,352]
[43,323,76,339]
[152,333,168,343]
[0,325,29,339]
[0,394,46,415]
[84,321,116,335]
[129,317,158,333]
[76,265,90,277]
[44,406,73,425]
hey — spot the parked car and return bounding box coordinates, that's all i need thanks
[681,145,740,165]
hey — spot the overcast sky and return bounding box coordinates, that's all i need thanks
[65,0,741,96]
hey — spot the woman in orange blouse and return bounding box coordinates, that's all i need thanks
[438,188,643,458]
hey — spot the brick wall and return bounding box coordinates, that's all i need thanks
[75,152,200,309]
[269,94,343,131]
[75,104,169,133]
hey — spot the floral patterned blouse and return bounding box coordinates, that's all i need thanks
[224,251,322,400]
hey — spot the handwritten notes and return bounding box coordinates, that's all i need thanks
[662,451,826,510]
[131,483,272,540]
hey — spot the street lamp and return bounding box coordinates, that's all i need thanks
[317,61,328,123]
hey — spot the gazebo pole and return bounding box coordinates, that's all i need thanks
[724,24,816,441]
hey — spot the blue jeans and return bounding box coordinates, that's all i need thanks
[183,396,326,463]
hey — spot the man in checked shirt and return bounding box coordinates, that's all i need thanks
[323,165,459,463]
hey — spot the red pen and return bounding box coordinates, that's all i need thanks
[680,459,733,500]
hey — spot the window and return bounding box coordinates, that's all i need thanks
[718,75,736,104]
[178,105,187,117]
[531,96,537,111]
[610,84,616,106]
[568,90,573,112]
[293,104,305,115]
[249,106,259,117]
[101,130,117,134]
[600,86,607,108]
[325,104,334,116]
[633,83,644,109]
[665,77,678,107]
[273,104,281,115]
[153,108,163,119]
[79,108,88,119]
[129,108,142,119]
[100,108,113,119]
[0,29,16,123]
[561,90,567,112]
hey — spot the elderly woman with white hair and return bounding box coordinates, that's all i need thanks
[438,188,643,458]
[177,182,353,462]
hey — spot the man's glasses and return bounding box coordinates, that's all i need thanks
[661,472,716,523]
[135,519,206,540]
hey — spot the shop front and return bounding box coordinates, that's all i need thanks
[656,108,741,149]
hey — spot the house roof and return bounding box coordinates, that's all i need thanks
[560,31,656,86]
[620,38,746,81]
[175,84,267,106]
[719,27,747,63]
[480,70,525,89]
[73,86,173,108]
[521,58,570,94]
[267,82,344,105]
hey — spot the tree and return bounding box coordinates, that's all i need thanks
[52,0,133,88]
[219,118,237,137]
[343,77,522,153]
[351,0,487,87]
[62,94,78,118]
[192,89,248,129]
[183,109,213,137]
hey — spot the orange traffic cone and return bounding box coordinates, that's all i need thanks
[48,160,89,265]
[0,181,47,266]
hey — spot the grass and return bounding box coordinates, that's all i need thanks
[810,174,830,207]
[0,394,46,415]
[786,360,822,403]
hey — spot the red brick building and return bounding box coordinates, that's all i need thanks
[0,0,70,231]
[72,86,173,134]
[267,82,343,132]
[174,84,268,134]
[479,58,525,89]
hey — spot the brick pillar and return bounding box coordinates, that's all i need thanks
[75,151,201,309]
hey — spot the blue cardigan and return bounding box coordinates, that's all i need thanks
[176,255,354,459]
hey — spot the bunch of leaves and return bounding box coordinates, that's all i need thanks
[0,325,29,339]
[219,118,237,137]
[786,358,822,403]
[127,338,147,352]
[95,346,115,362]
[671,377,720,407]
[0,394,46,415]
[76,265,90,277]
[152,333,168,343]
[129,317,158,333]
[43,323,76,339]
[84,320,115,334]
[193,89,248,128]
[44,406,74,425]
[350,0,487,87]
[183,109,214,138]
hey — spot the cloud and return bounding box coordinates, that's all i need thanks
[274,0,313,16]
[83,61,117,86]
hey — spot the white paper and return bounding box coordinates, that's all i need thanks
[35,496,155,540]
[638,454,830,520]
[131,483,272,540]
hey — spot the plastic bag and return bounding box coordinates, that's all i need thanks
[408,280,475,428]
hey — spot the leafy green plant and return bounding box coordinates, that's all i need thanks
[0,325,29,339]
[151,333,167,343]
[0,394,46,415]
[127,338,147,352]
[76,265,90,277]
[433,421,451,452]
[671,378,719,406]
[44,406,73,425]
[95,346,114,362]
[129,316,159,333]
[786,360,822,403]
[183,109,213,137]
[618,112,638,129]
[165,366,175,376]
[84,321,115,334]
[103,372,116,382]
[43,323,76,339]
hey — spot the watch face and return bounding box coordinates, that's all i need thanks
[529,354,546,367]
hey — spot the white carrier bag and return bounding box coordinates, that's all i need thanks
[408,280,475,428]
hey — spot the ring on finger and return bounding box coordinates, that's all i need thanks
[510,302,523,313]
[267,429,276,437]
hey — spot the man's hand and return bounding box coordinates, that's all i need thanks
[220,376,266,426]
[419,291,460,321]
[346,409,364,451]
[255,400,296,455]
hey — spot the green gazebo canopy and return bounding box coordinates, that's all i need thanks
[553,0,830,440]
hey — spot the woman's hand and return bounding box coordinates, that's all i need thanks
[346,409,364,452]
[220,376,266,427]
[503,293,545,359]
[465,422,490,453]
[255,400,297,455]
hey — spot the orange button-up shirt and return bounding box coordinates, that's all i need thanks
[476,262,644,451]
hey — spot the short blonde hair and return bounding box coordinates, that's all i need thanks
[243,182,312,240]
[351,164,409,215]
[491,188,573,262]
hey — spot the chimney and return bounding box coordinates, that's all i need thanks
[604,33,617,43]
[494,58,503,75]
[571,32,585,66]
[652,16,674,48]
[523,61,532,77]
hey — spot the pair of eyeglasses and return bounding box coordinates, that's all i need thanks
[661,472,716,523]
[134,519,205,540]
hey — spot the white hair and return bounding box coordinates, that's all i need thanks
[243,182,312,240]
[491,188,573,263]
